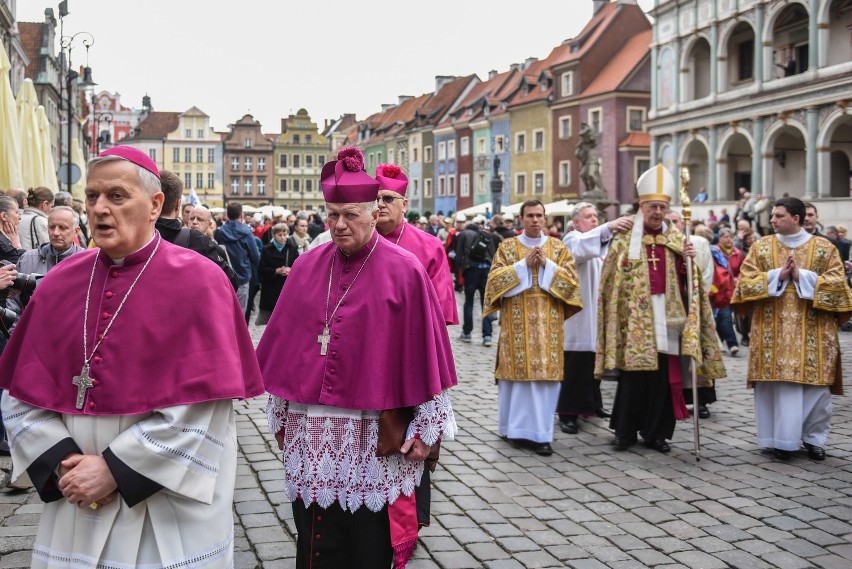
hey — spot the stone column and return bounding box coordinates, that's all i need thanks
[751,117,764,197]
[710,24,719,98]
[650,45,659,112]
[805,107,819,198]
[708,126,718,201]
[754,4,764,89]
[808,0,819,70]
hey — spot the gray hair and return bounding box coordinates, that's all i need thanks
[49,205,80,228]
[324,200,378,215]
[718,227,734,239]
[271,222,289,235]
[54,191,73,206]
[571,202,596,221]
[0,194,18,215]
[88,155,162,196]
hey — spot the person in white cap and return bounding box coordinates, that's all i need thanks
[596,165,725,453]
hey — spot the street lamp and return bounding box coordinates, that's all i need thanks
[89,93,113,155]
[58,21,95,192]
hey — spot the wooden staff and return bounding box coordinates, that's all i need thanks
[679,167,701,462]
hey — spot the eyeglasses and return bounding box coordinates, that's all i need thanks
[379,195,404,204]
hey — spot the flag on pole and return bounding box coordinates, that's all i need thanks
[188,187,200,207]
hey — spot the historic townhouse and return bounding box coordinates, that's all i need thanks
[162,107,222,207]
[322,113,358,155]
[647,0,852,221]
[275,109,328,211]
[222,114,274,208]
[121,111,180,176]
[551,0,652,208]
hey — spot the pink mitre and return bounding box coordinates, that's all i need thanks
[99,145,160,179]
[320,147,379,203]
[375,163,408,196]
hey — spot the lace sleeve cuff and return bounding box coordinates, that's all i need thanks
[266,395,288,437]
[405,390,457,446]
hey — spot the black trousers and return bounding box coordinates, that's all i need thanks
[292,500,392,569]
[610,354,676,442]
[557,351,602,418]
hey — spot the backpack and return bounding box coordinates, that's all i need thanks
[467,230,490,263]
[709,258,735,309]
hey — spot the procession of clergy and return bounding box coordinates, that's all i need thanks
[0,144,849,569]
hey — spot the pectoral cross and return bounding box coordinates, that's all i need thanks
[317,327,331,356]
[648,245,660,271]
[72,364,94,410]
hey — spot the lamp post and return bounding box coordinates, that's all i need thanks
[490,156,503,216]
[58,24,95,193]
[89,92,113,155]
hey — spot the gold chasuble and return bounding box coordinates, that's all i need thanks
[484,235,582,382]
[732,234,852,395]
[595,226,725,380]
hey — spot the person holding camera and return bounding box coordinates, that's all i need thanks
[0,194,24,458]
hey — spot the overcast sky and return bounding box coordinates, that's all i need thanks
[19,0,655,133]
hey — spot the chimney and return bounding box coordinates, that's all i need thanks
[380,103,395,112]
[523,57,539,70]
[398,95,414,104]
[509,63,523,72]
[488,69,499,80]
[593,0,607,14]
[435,75,457,93]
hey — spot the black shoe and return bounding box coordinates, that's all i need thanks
[533,442,553,456]
[803,443,825,461]
[644,439,671,453]
[697,405,710,419]
[741,338,750,346]
[559,418,579,434]
[595,407,611,419]
[773,448,792,460]
[611,435,637,450]
[0,441,9,456]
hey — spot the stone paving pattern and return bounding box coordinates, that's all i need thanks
[2,293,852,568]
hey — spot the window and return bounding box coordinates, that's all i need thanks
[280,179,288,192]
[438,176,446,196]
[318,155,326,165]
[148,149,156,161]
[293,179,300,192]
[245,138,252,148]
[377,151,382,164]
[305,155,313,168]
[561,71,573,97]
[197,129,203,138]
[738,39,754,81]
[516,173,527,195]
[368,153,375,170]
[185,148,192,163]
[231,179,239,195]
[627,107,645,132]
[635,158,651,182]
[589,108,602,133]
[305,180,313,193]
[424,178,433,197]
[388,149,395,164]
[515,132,526,154]
[448,175,456,196]
[438,142,446,160]
[305,135,312,145]
[258,179,266,195]
[559,161,571,187]
[293,155,301,168]
[244,179,252,195]
[412,148,419,162]
[185,129,192,138]
[196,173,203,190]
[399,150,406,164]
[460,174,470,197]
[184,173,191,189]
[280,154,288,168]
[460,137,470,156]
[533,129,544,151]
[533,172,545,195]
[293,134,300,144]
[197,148,203,163]
[412,178,419,197]
[244,157,252,170]
[424,146,432,163]
[208,173,214,188]
[258,158,266,171]
[476,138,485,155]
[494,135,505,153]
[208,148,215,163]
[447,140,456,159]
[173,148,180,162]
[559,116,572,139]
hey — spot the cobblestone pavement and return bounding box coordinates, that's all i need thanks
[3,292,852,568]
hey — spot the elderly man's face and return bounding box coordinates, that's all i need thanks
[376,190,407,233]
[189,209,212,233]
[573,207,599,233]
[48,209,77,253]
[641,201,668,230]
[664,211,683,232]
[327,202,378,255]
[85,160,163,259]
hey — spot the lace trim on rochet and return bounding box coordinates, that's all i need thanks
[266,391,456,513]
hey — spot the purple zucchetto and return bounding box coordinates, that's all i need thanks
[320,147,379,203]
[99,145,160,179]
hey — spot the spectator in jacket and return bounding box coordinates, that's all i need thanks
[18,187,54,250]
[453,215,501,345]
[215,202,260,312]
[256,224,299,326]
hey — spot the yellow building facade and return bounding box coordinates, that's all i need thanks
[163,106,223,207]
[509,102,553,205]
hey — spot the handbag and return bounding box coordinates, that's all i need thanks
[376,407,414,457]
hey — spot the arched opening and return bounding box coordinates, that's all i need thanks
[830,151,851,197]
[769,125,807,198]
[722,133,752,201]
[825,0,852,67]
[726,22,755,87]
[771,3,810,78]
[681,138,709,200]
[684,37,712,101]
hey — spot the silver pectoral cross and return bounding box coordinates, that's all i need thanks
[317,327,331,356]
[72,364,94,410]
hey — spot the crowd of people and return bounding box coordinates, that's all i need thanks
[0,145,849,568]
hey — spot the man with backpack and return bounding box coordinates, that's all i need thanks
[454,215,501,345]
